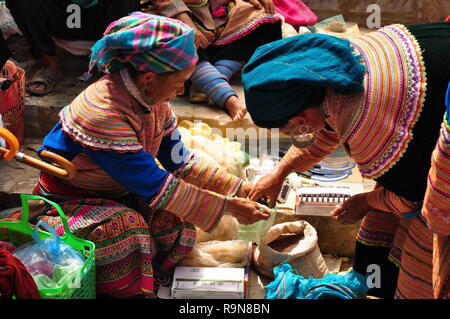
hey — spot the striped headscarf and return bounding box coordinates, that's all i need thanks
[89,12,198,74]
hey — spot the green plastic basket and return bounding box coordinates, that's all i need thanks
[0,194,96,299]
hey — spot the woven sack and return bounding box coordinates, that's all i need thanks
[253,220,328,279]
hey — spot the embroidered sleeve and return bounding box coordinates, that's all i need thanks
[422,120,450,236]
[149,175,228,232]
[157,129,243,196]
[87,148,228,232]
[173,152,243,197]
[282,128,341,173]
[366,186,421,218]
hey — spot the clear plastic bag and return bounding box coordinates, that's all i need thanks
[13,221,85,289]
[237,206,276,244]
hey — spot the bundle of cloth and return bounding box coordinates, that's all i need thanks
[265,263,368,299]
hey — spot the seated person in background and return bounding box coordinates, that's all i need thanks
[0,31,11,69]
[5,0,142,95]
[152,0,282,122]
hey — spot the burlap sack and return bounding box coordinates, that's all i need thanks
[253,220,329,279]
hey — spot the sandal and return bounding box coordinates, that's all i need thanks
[189,85,209,104]
[26,67,58,96]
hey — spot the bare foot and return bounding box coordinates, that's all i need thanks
[224,95,247,122]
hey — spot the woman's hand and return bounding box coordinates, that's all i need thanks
[245,0,276,14]
[330,192,373,225]
[174,12,214,49]
[198,27,215,44]
[193,27,212,49]
[235,181,254,198]
[249,173,284,208]
[225,196,271,225]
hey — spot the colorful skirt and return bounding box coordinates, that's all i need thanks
[421,118,450,298]
[8,197,196,298]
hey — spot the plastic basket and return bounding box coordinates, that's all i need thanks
[0,60,25,145]
[0,194,96,299]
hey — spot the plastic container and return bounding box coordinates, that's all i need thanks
[0,60,25,145]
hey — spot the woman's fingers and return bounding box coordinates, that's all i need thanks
[330,205,344,217]
[249,186,263,201]
[194,30,210,48]
[330,205,347,223]
[247,0,262,9]
[331,205,361,225]
[261,0,275,14]
[267,195,277,208]
[255,204,271,218]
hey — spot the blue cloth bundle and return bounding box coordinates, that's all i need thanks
[265,263,368,299]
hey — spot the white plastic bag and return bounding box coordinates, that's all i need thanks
[13,221,85,289]
[0,1,21,39]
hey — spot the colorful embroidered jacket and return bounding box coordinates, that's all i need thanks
[37,71,243,232]
[282,24,428,217]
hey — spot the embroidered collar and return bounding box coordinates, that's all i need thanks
[120,68,153,112]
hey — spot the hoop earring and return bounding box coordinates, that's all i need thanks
[140,86,157,108]
[290,121,316,149]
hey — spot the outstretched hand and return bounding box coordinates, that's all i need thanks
[330,192,372,225]
[249,173,284,208]
[225,196,271,225]
[193,26,213,49]
[235,181,254,199]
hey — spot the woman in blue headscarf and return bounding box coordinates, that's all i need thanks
[242,22,450,299]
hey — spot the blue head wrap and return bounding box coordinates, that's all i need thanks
[242,33,366,127]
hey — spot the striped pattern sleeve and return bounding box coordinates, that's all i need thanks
[282,129,341,173]
[422,120,450,236]
[86,147,229,232]
[149,174,228,232]
[366,187,421,218]
[173,152,244,197]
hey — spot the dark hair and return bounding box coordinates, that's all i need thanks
[126,64,141,80]
[252,87,327,129]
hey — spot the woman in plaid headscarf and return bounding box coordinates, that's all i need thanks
[4,13,270,298]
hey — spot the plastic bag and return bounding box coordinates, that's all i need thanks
[237,205,276,244]
[0,1,21,39]
[13,221,85,289]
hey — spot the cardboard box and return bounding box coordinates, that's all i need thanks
[171,267,245,299]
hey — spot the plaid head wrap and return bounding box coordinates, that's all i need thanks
[89,12,198,74]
